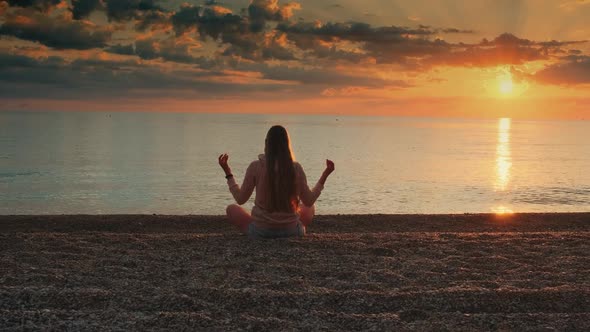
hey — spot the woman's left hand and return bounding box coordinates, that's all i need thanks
[325,159,335,175]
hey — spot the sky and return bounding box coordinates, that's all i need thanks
[0,0,589,119]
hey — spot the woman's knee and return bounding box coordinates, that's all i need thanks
[226,204,238,216]
[302,204,315,214]
[226,204,251,233]
[299,204,315,226]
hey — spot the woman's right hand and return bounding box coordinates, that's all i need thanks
[218,153,231,175]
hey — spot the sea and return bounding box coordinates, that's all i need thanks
[1,111,589,215]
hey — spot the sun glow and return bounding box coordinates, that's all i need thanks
[483,68,528,99]
[498,75,514,95]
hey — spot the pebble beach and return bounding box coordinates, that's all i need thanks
[1,213,589,330]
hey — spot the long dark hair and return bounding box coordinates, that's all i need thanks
[265,125,298,213]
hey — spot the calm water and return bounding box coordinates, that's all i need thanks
[1,111,589,214]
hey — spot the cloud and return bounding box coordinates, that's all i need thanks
[69,0,170,31]
[523,55,590,85]
[248,0,301,32]
[220,31,297,61]
[105,0,162,21]
[105,34,210,65]
[6,0,569,71]
[105,43,135,56]
[70,0,101,20]
[0,42,414,105]
[6,0,62,12]
[404,33,586,69]
[423,34,546,68]
[277,21,437,42]
[1,0,590,103]
[171,4,247,38]
[0,48,299,100]
[276,20,477,65]
[169,4,299,62]
[0,8,113,49]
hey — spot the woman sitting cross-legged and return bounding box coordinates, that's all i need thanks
[218,125,335,239]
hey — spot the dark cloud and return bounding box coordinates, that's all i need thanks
[278,29,367,63]
[277,21,473,44]
[281,26,425,65]
[136,37,188,62]
[169,4,298,61]
[220,32,297,61]
[71,0,102,20]
[69,0,169,31]
[0,49,294,99]
[0,8,113,49]
[0,44,411,103]
[171,4,247,38]
[440,28,475,34]
[422,33,588,68]
[525,55,590,85]
[276,21,478,65]
[195,6,247,40]
[2,0,582,70]
[105,0,162,21]
[482,33,585,49]
[423,35,543,68]
[1,0,589,100]
[105,43,135,56]
[248,0,300,32]
[6,0,61,12]
[170,4,200,35]
[105,37,207,64]
[135,10,170,31]
[0,50,63,69]
[277,21,436,43]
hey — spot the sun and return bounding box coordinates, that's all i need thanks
[499,76,514,95]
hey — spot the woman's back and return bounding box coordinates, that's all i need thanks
[219,125,334,238]
[227,154,324,229]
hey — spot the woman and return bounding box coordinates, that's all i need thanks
[218,125,335,238]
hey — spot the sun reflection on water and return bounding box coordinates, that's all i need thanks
[491,205,514,215]
[495,118,512,191]
[492,118,512,214]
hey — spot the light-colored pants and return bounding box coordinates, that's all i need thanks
[247,222,306,239]
[226,204,315,237]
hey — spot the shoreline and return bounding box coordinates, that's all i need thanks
[1,213,589,330]
[1,212,589,233]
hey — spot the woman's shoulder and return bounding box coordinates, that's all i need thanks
[247,154,265,169]
[292,161,305,173]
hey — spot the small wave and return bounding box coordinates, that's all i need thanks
[511,187,590,206]
[0,171,41,178]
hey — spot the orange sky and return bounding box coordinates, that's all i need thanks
[0,0,589,119]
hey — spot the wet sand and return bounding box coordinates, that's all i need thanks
[1,213,589,330]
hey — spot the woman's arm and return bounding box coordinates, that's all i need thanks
[299,159,335,207]
[218,154,256,205]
